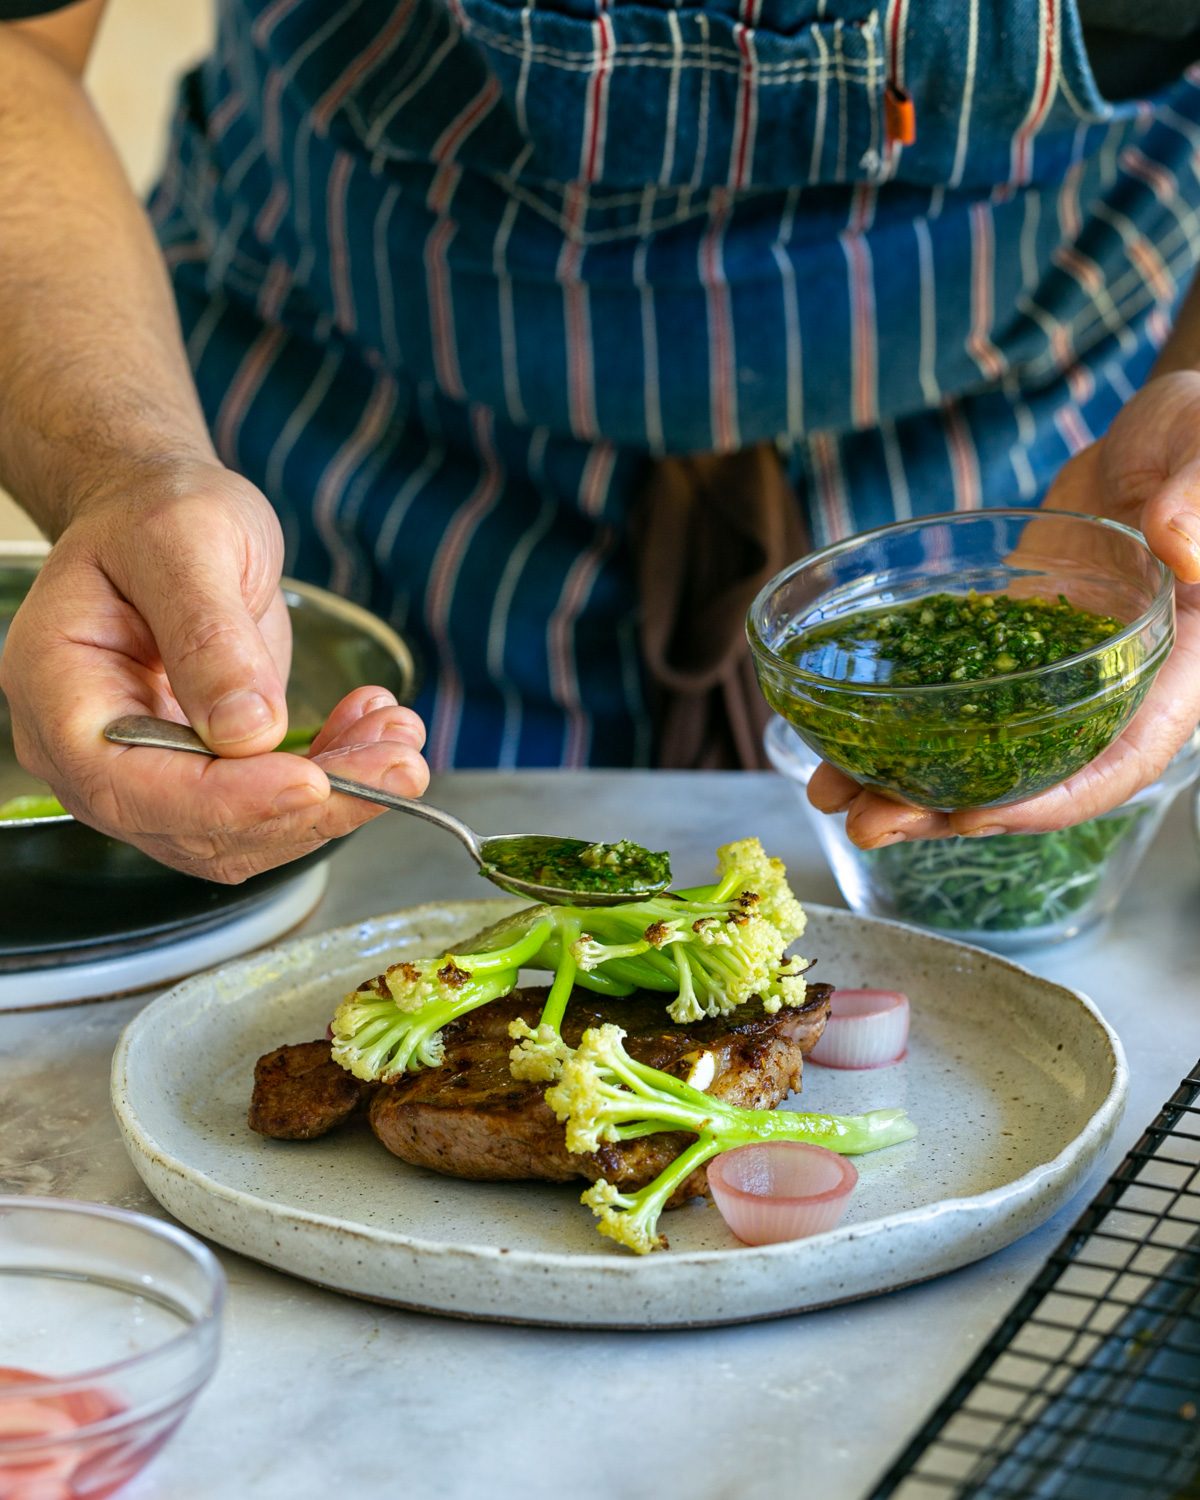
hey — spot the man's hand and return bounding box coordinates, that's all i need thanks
[0,460,429,883]
[0,13,424,880]
[808,371,1200,848]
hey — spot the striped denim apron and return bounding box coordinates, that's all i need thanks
[150,0,1200,768]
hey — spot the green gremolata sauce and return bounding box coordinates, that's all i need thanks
[483,837,671,896]
[791,591,1125,686]
[767,591,1144,809]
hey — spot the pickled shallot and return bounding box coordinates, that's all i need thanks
[0,1367,125,1500]
[808,988,910,1070]
[708,1142,857,1245]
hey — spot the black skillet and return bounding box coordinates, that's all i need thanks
[0,550,416,970]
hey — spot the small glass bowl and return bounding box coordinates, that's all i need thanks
[747,510,1174,811]
[0,1198,224,1499]
[766,715,1200,953]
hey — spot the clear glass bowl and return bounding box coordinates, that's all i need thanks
[747,510,1174,811]
[0,1198,224,1499]
[766,715,1200,953]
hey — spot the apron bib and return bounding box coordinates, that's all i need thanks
[152,0,1200,763]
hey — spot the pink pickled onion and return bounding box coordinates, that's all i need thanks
[708,1142,857,1246]
[0,1368,125,1500]
[807,988,910,1070]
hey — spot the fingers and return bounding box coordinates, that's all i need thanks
[0,462,433,883]
[88,476,292,757]
[88,712,429,884]
[15,639,431,882]
[805,709,1188,849]
[306,688,427,758]
[806,763,860,813]
[845,797,952,848]
[129,566,289,757]
[36,643,431,882]
[257,587,295,690]
[948,743,1151,839]
[949,646,1198,837]
[1138,455,1200,585]
[94,735,429,883]
[808,762,953,848]
[812,702,1185,850]
[311,738,429,817]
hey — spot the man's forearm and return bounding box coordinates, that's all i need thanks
[0,26,215,537]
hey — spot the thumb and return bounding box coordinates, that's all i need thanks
[132,561,289,755]
[1138,457,1200,586]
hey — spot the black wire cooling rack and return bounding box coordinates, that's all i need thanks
[868,1060,1200,1500]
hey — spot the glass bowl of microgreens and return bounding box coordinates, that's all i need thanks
[765,714,1200,952]
[747,509,1174,812]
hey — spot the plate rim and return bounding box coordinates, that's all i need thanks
[111,899,1128,1281]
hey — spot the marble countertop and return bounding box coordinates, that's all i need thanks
[4,770,1200,1500]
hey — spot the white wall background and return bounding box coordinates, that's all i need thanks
[0,0,214,543]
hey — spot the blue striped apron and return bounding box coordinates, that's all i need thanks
[150,0,1200,768]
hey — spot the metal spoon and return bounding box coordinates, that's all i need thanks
[103,714,671,907]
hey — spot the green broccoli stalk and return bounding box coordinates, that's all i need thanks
[331,914,555,1080]
[544,1023,917,1254]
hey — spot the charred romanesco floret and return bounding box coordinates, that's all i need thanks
[332,839,812,1083]
[557,837,811,1026]
[505,837,812,1075]
[545,1024,917,1254]
[331,914,555,1080]
[506,1020,570,1082]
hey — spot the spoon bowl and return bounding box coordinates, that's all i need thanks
[476,833,671,906]
[102,716,671,906]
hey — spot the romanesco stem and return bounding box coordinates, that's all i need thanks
[582,951,683,993]
[649,1133,724,1205]
[618,1052,745,1117]
[569,970,636,998]
[539,917,580,1035]
[596,1088,717,1135]
[745,1106,918,1155]
[457,916,554,974]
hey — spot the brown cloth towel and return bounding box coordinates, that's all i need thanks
[634,443,809,770]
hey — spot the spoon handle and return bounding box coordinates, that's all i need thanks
[103,714,484,865]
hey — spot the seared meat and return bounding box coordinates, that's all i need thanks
[249,984,832,1203]
[247,1039,371,1140]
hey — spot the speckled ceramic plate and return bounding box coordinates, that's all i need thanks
[111,900,1127,1329]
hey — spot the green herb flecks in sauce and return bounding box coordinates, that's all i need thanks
[481,836,672,897]
[794,591,1126,686]
[765,590,1147,809]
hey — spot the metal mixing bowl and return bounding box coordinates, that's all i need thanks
[0,543,415,968]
